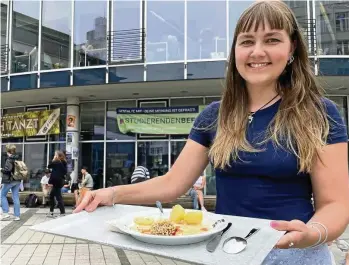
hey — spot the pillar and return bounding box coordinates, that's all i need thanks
[66,97,80,184]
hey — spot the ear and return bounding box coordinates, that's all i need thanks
[290,40,297,57]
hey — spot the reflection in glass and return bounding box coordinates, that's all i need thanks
[11,0,39,73]
[137,142,169,177]
[24,144,48,191]
[106,143,135,187]
[74,0,107,67]
[328,96,348,130]
[187,1,226,60]
[147,0,184,62]
[171,141,185,166]
[316,1,349,55]
[80,143,104,189]
[107,101,136,140]
[1,1,8,74]
[1,1,8,47]
[80,102,105,141]
[41,0,71,70]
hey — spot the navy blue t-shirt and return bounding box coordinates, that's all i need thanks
[189,98,347,222]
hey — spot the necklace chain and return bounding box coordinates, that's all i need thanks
[248,94,279,124]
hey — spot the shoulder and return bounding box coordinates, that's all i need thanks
[193,101,220,128]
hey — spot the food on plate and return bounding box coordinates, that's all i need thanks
[134,217,154,226]
[150,220,177,236]
[131,204,211,236]
[170,204,185,223]
[184,211,203,225]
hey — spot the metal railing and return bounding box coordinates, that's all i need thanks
[107,28,145,64]
[299,19,317,56]
[1,44,9,73]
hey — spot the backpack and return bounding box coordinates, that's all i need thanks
[12,161,28,181]
[24,194,39,208]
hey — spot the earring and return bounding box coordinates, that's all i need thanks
[287,55,294,65]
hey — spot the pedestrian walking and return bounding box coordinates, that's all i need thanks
[47,150,67,217]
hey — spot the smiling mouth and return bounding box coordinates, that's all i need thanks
[247,63,272,68]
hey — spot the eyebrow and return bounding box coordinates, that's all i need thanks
[238,32,283,39]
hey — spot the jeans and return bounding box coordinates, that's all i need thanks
[1,181,21,217]
[189,188,199,210]
[50,186,65,214]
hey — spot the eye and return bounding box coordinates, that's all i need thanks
[240,40,254,45]
[266,38,280,43]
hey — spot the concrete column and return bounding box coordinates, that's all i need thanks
[66,97,80,183]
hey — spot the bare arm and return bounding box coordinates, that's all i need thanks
[113,140,209,205]
[309,142,349,241]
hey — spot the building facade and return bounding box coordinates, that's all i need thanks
[1,0,349,193]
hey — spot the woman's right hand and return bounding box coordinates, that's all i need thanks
[73,187,116,213]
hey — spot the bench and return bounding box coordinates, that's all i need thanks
[7,192,216,211]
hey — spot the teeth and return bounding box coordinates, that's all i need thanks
[250,63,268,68]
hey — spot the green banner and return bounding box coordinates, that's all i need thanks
[1,108,60,138]
[116,106,205,134]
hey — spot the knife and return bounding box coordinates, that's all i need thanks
[206,222,232,252]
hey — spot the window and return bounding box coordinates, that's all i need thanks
[24,144,48,191]
[74,0,107,67]
[1,1,9,74]
[170,141,185,166]
[137,141,169,177]
[107,101,136,140]
[80,143,104,189]
[147,0,184,62]
[11,0,40,73]
[187,1,226,60]
[80,102,105,141]
[336,12,349,32]
[41,0,71,70]
[106,142,135,187]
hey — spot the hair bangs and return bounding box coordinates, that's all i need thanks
[237,1,294,36]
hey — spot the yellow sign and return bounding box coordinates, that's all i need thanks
[1,108,60,138]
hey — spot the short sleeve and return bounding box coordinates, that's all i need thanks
[188,101,219,148]
[323,98,348,144]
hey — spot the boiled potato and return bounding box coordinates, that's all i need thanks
[170,204,185,223]
[134,217,154,226]
[184,211,203,225]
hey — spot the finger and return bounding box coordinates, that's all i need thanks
[271,220,307,232]
[276,231,304,249]
[73,192,93,213]
[85,197,101,212]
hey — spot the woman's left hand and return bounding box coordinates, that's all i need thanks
[271,220,318,249]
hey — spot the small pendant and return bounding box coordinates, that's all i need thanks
[248,114,253,124]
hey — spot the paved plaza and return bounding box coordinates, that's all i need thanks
[1,207,348,265]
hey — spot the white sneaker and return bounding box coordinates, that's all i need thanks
[14,217,20,221]
[1,214,11,220]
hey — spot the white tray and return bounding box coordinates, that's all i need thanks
[30,205,284,265]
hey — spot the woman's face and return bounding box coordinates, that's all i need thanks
[235,22,294,88]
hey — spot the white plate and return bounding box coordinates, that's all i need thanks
[106,209,228,245]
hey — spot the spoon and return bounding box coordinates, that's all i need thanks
[155,201,164,217]
[222,228,260,254]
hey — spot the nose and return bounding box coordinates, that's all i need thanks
[249,42,267,59]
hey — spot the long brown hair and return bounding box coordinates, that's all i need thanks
[209,1,329,173]
[54,150,67,163]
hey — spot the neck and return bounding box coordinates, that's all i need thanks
[246,82,279,112]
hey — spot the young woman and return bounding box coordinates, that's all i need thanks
[74,2,349,264]
[1,145,21,221]
[47,150,67,217]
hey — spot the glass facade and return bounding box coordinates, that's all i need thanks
[1,0,347,91]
